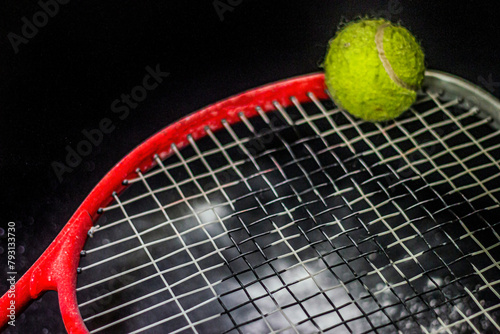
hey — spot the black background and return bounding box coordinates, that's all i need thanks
[0,1,499,333]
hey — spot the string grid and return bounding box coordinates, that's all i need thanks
[77,84,500,333]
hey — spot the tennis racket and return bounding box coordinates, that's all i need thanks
[1,70,499,333]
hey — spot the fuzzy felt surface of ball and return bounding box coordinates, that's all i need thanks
[324,18,425,121]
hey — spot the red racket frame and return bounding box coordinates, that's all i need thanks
[0,73,328,333]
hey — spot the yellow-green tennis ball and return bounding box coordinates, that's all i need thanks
[324,18,425,121]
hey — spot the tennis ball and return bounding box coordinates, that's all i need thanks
[323,18,425,121]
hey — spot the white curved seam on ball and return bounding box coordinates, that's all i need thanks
[375,22,418,92]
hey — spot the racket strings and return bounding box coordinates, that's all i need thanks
[332,94,500,288]
[90,97,496,235]
[82,107,496,334]
[81,152,492,332]
[77,88,500,333]
[238,104,419,332]
[232,98,500,332]
[268,100,498,332]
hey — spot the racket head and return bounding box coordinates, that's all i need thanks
[2,71,499,333]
